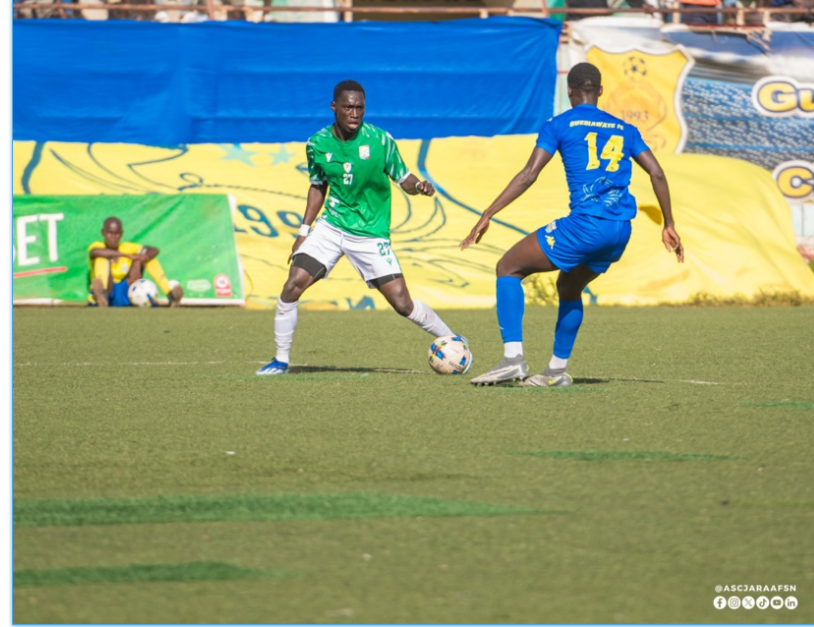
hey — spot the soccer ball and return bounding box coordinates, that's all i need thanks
[428,335,472,375]
[623,55,648,81]
[128,278,158,307]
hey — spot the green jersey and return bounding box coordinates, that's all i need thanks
[306,122,410,239]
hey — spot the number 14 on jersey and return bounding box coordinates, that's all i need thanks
[584,133,624,172]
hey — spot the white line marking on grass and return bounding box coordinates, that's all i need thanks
[14,361,720,382]
[680,379,723,385]
[600,376,724,385]
[14,361,224,367]
[15,361,422,374]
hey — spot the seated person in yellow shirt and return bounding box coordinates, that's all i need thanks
[89,216,184,307]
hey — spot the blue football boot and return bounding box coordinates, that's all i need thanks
[256,358,289,376]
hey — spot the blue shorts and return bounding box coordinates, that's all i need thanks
[536,213,632,274]
[109,280,131,307]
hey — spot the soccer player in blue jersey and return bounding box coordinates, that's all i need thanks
[461,62,683,386]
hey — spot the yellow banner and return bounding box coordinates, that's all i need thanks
[585,47,693,153]
[13,137,814,309]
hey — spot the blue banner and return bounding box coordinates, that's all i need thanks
[13,17,561,144]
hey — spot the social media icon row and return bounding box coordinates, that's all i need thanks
[714,596,797,610]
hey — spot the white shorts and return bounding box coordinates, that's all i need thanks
[293,219,403,288]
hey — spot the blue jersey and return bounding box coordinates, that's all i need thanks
[536,104,650,221]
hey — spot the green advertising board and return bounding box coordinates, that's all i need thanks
[12,194,244,306]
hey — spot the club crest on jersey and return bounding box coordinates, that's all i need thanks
[545,221,557,233]
[343,162,352,173]
[326,153,333,163]
[359,145,370,160]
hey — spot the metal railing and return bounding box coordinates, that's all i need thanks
[11,0,814,25]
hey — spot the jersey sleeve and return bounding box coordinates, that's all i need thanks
[306,140,327,185]
[88,241,104,255]
[628,124,650,157]
[535,117,559,155]
[383,132,410,184]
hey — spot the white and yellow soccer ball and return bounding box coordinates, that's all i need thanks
[128,278,159,307]
[428,335,472,375]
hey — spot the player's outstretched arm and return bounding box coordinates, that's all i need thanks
[634,150,684,263]
[460,147,552,250]
[400,174,435,197]
[89,248,124,260]
[289,183,327,264]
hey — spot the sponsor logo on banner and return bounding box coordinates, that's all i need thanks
[186,278,212,293]
[213,273,232,297]
[752,77,814,118]
[359,145,370,160]
[585,46,694,153]
[343,162,352,173]
[773,161,814,201]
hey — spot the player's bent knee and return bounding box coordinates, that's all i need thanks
[282,280,309,302]
[495,258,511,277]
[496,259,523,279]
[282,255,325,299]
[496,253,525,278]
[392,300,413,317]
[372,274,412,316]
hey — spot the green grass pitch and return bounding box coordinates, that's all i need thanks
[12,306,814,623]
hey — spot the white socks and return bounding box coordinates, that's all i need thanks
[276,299,455,363]
[549,355,568,370]
[408,300,454,337]
[501,348,566,366]
[274,299,299,363]
[503,342,524,358]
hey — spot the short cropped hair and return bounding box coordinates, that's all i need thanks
[567,63,602,94]
[333,80,365,101]
[102,216,122,230]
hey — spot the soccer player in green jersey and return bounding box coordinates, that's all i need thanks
[257,80,466,376]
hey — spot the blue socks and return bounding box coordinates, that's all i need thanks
[497,276,584,362]
[553,298,584,359]
[496,276,524,343]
